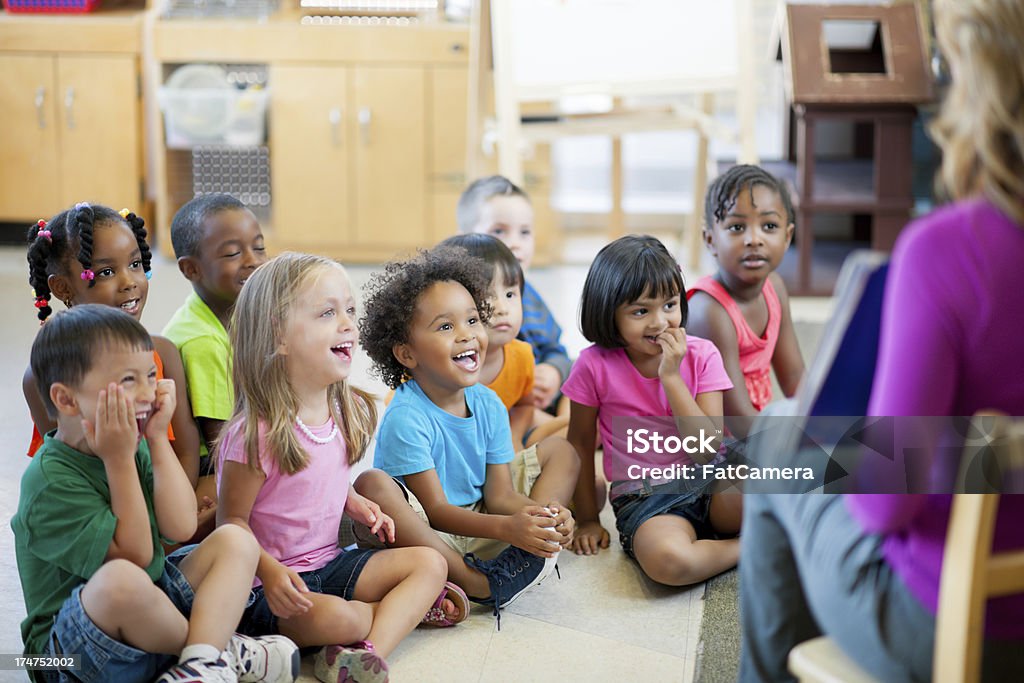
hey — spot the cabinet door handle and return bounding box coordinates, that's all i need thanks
[329,107,342,147]
[358,107,372,145]
[35,87,46,129]
[64,87,76,131]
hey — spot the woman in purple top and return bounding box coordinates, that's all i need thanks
[738,1,1024,681]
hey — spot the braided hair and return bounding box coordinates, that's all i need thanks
[704,164,796,232]
[27,203,153,323]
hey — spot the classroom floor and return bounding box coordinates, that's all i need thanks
[0,243,832,683]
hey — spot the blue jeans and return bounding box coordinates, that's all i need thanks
[41,546,196,683]
[738,494,935,683]
[238,547,376,637]
[611,481,716,559]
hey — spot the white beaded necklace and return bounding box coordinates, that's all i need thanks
[295,414,339,445]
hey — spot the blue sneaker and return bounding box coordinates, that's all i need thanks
[464,545,559,629]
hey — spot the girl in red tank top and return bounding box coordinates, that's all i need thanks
[687,165,806,422]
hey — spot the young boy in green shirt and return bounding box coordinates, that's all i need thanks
[12,305,298,683]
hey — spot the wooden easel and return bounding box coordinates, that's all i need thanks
[467,0,760,269]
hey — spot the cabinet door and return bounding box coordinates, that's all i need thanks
[57,55,141,210]
[351,66,425,251]
[0,55,60,220]
[270,65,349,249]
[430,67,467,182]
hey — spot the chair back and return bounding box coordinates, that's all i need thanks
[935,414,1024,683]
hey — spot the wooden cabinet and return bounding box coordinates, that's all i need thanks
[0,15,143,223]
[269,66,350,250]
[152,16,473,262]
[351,66,426,250]
[269,64,428,256]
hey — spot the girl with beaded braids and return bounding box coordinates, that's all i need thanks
[686,164,804,433]
[22,203,203,491]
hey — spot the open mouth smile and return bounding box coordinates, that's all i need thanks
[452,349,480,372]
[331,342,353,362]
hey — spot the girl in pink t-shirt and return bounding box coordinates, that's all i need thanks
[687,165,805,422]
[216,253,467,683]
[563,235,742,586]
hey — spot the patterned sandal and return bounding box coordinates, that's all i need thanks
[421,580,470,627]
[314,640,388,683]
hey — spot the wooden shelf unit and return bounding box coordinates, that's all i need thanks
[0,7,147,224]
[148,13,499,262]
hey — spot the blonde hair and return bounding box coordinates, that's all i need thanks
[931,0,1024,224]
[220,252,377,475]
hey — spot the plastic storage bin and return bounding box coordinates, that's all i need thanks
[158,86,269,149]
[2,0,100,13]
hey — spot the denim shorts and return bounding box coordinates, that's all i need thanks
[40,546,196,683]
[612,485,716,559]
[238,547,377,637]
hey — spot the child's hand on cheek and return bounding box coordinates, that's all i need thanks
[656,327,687,382]
[144,379,177,441]
[83,384,138,463]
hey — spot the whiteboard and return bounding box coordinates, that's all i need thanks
[499,0,740,100]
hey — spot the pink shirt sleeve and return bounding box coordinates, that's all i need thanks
[561,347,600,407]
[690,338,734,396]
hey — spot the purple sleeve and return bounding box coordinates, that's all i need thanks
[847,224,960,532]
[561,347,600,407]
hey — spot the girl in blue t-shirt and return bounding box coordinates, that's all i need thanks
[563,235,743,586]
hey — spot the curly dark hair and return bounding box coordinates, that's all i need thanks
[360,245,493,389]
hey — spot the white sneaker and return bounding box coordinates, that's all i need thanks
[223,633,300,683]
[155,656,237,682]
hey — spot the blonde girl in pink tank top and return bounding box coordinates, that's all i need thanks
[687,165,805,426]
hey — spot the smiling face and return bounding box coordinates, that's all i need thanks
[614,287,683,364]
[184,208,268,312]
[57,220,149,321]
[473,195,535,271]
[278,267,357,395]
[705,183,794,288]
[484,272,523,350]
[60,344,158,447]
[396,280,489,396]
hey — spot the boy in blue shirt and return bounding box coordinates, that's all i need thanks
[354,246,579,627]
[456,176,571,415]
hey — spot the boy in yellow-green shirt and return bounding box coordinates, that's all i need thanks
[163,194,268,460]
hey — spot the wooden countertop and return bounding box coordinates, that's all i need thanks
[152,10,469,64]
[0,2,145,53]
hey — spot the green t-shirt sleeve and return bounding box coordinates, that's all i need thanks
[181,335,233,421]
[25,478,117,581]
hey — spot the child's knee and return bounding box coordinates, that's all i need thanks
[538,435,580,474]
[204,523,260,566]
[84,559,157,612]
[641,547,698,586]
[409,547,448,582]
[353,469,396,500]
